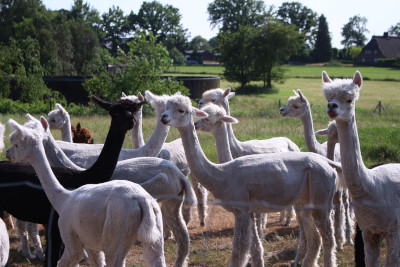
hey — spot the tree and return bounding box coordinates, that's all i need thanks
[217,26,259,88]
[341,15,369,47]
[189,36,212,51]
[254,20,302,89]
[100,6,128,56]
[312,14,332,63]
[127,1,188,52]
[388,22,400,36]
[207,0,268,33]
[276,2,318,48]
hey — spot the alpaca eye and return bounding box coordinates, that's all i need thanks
[346,100,352,103]
[211,99,216,102]
[204,118,209,122]
[178,109,185,113]
[293,106,298,109]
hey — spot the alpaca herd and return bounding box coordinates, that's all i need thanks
[0,70,398,266]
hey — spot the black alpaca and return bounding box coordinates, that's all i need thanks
[0,96,144,266]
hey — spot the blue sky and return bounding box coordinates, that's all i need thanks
[42,0,400,48]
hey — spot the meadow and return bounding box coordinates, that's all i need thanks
[0,65,399,266]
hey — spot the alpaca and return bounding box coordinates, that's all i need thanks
[128,91,208,228]
[1,96,144,266]
[71,122,94,144]
[0,219,9,267]
[198,87,301,156]
[47,103,73,142]
[194,102,294,227]
[322,70,400,266]
[121,92,146,148]
[161,93,341,267]
[56,92,170,169]
[280,89,354,249]
[7,119,166,267]
[26,115,196,267]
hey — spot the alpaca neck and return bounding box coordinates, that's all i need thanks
[336,115,369,200]
[62,119,72,143]
[326,140,336,161]
[134,115,170,156]
[212,123,233,163]
[130,112,145,149]
[178,120,224,190]
[29,144,70,213]
[85,119,126,179]
[44,133,84,171]
[300,107,325,155]
[221,99,242,157]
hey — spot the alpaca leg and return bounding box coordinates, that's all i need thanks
[85,249,105,267]
[16,220,34,260]
[296,210,321,267]
[285,206,294,226]
[333,189,346,250]
[292,210,307,266]
[161,199,189,267]
[56,234,84,267]
[354,223,365,267]
[46,210,64,267]
[190,174,208,227]
[27,222,45,261]
[229,210,252,267]
[384,234,400,267]
[312,209,336,267]
[343,189,354,245]
[249,213,264,267]
[161,202,173,240]
[362,231,382,267]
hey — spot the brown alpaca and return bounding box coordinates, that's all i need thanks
[71,123,94,144]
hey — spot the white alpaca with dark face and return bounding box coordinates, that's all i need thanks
[323,70,400,266]
[161,93,341,267]
[7,119,166,267]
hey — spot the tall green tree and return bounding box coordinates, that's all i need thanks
[276,2,318,48]
[217,26,259,89]
[207,0,268,33]
[100,6,127,56]
[312,14,332,63]
[127,1,188,52]
[189,36,212,52]
[341,15,369,47]
[388,22,400,36]
[254,20,302,89]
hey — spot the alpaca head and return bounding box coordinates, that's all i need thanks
[194,103,238,133]
[71,123,94,144]
[7,119,42,163]
[198,87,234,108]
[145,90,174,116]
[322,71,362,121]
[23,114,52,144]
[280,89,310,118]
[48,103,70,130]
[121,92,144,122]
[91,95,145,132]
[161,93,208,128]
[315,121,339,144]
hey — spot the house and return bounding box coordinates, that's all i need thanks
[184,49,217,64]
[357,32,400,64]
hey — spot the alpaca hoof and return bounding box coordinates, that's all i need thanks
[291,260,299,267]
[284,222,290,227]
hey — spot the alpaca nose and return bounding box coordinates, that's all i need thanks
[327,102,338,111]
[161,114,169,124]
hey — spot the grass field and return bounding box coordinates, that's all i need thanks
[0,66,399,266]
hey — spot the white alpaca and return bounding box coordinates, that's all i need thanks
[323,70,400,266]
[56,93,170,169]
[280,89,354,249]
[126,91,208,228]
[47,103,73,142]
[194,103,294,226]
[7,119,166,267]
[26,115,196,267]
[0,219,9,267]
[199,87,301,156]
[161,93,341,267]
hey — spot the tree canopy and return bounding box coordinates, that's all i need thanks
[341,15,369,47]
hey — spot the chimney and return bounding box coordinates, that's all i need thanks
[383,32,389,38]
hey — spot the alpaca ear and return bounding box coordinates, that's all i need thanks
[55,103,67,114]
[137,92,144,102]
[292,90,299,96]
[8,119,23,135]
[71,125,76,133]
[221,115,238,124]
[91,95,111,110]
[122,92,127,97]
[297,89,307,102]
[322,71,332,83]
[353,71,363,88]
[224,87,235,100]
[315,129,328,136]
[145,90,155,102]
[192,107,208,118]
[25,113,38,122]
[39,116,51,132]
[76,122,81,132]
